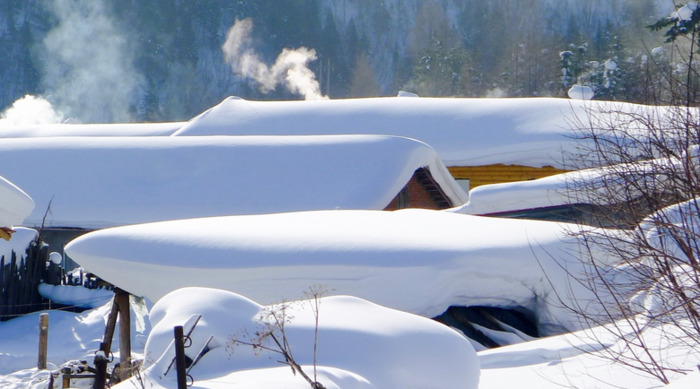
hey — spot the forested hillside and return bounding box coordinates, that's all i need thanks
[0,0,673,122]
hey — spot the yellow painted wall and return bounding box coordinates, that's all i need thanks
[448,164,567,188]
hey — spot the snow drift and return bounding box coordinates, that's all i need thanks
[125,287,479,389]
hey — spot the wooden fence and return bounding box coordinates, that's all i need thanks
[0,242,51,321]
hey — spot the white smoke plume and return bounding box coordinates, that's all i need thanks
[40,0,144,122]
[0,95,64,127]
[222,18,327,100]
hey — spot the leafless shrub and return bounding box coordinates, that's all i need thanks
[228,286,328,389]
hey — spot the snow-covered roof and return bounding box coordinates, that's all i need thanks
[0,176,34,227]
[1,96,680,170]
[65,209,593,331]
[171,96,658,168]
[457,155,688,216]
[0,122,182,137]
[455,169,602,215]
[0,135,464,229]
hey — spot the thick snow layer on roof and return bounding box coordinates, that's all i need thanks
[0,227,37,263]
[456,174,574,215]
[0,135,463,229]
[124,287,479,389]
[456,169,604,214]
[1,96,681,169]
[65,209,595,331]
[454,162,659,215]
[172,96,664,168]
[0,122,182,137]
[0,176,34,227]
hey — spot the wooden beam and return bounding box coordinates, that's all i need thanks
[37,313,48,369]
[116,290,132,380]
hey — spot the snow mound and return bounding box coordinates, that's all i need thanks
[126,287,479,389]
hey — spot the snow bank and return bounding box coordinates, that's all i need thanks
[0,135,463,229]
[37,284,114,309]
[0,176,34,228]
[123,287,479,389]
[479,316,700,388]
[65,209,596,332]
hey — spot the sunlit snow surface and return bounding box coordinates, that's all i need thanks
[2,96,700,388]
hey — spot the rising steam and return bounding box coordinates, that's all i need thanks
[222,19,327,100]
[40,0,143,122]
[0,95,63,126]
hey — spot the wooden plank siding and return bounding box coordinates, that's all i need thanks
[448,164,567,188]
[385,168,453,210]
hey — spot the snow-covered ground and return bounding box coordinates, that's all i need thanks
[2,286,698,388]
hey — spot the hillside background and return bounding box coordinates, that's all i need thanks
[0,0,674,122]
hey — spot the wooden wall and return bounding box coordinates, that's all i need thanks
[385,168,452,210]
[448,164,567,189]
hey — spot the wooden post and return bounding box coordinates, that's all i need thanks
[116,291,131,380]
[38,313,48,369]
[174,326,188,389]
[62,366,72,388]
[103,297,120,353]
[93,292,120,388]
[92,342,108,389]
